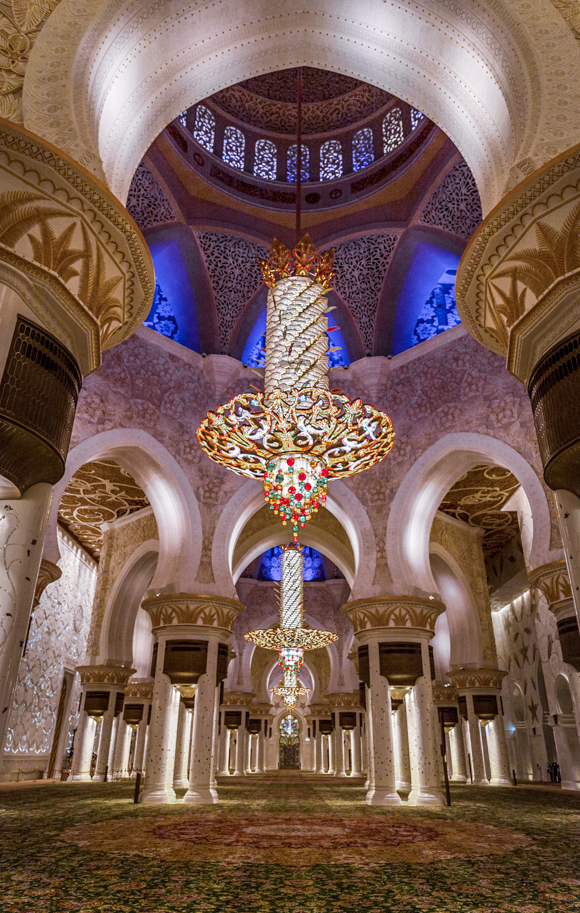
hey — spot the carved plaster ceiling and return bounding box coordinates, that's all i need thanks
[438,465,520,557]
[211,67,392,135]
[58,460,149,558]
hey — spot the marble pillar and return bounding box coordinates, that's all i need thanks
[173,702,193,789]
[449,722,468,783]
[218,711,230,775]
[449,669,509,787]
[351,713,363,777]
[70,705,97,782]
[364,640,400,805]
[394,703,411,790]
[140,637,181,805]
[184,638,220,805]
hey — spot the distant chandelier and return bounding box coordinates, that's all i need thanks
[197,234,395,542]
[245,544,338,711]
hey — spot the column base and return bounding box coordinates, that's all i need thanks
[561,780,580,791]
[337,771,348,777]
[396,779,411,790]
[69,772,92,782]
[173,778,189,789]
[468,778,490,786]
[407,787,446,807]
[451,775,467,783]
[365,786,402,806]
[489,777,514,787]
[92,773,107,783]
[350,770,363,778]
[230,771,245,777]
[183,786,218,805]
[140,786,177,805]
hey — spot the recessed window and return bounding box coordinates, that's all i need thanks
[287,144,309,182]
[410,107,425,130]
[320,140,343,180]
[254,139,277,180]
[352,128,374,171]
[222,126,245,170]
[193,105,215,153]
[382,107,405,154]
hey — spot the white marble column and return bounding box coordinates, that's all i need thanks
[351,714,363,776]
[449,722,468,783]
[232,724,246,776]
[140,639,181,805]
[365,640,401,806]
[315,725,324,773]
[93,693,116,782]
[133,711,149,775]
[486,714,513,787]
[218,720,231,776]
[0,483,53,758]
[112,716,131,779]
[407,663,446,807]
[70,707,96,782]
[173,702,193,789]
[336,719,348,777]
[464,694,489,786]
[184,638,220,805]
[394,703,411,790]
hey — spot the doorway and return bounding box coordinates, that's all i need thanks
[279,713,300,769]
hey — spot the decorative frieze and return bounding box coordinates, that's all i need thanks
[76,664,136,686]
[221,691,255,707]
[447,668,507,693]
[327,692,362,709]
[143,593,243,632]
[125,682,154,700]
[343,596,445,636]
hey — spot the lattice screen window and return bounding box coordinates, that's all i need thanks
[382,108,405,153]
[193,105,216,152]
[254,139,277,180]
[410,108,425,130]
[320,140,343,180]
[223,126,245,170]
[352,128,374,171]
[287,144,310,182]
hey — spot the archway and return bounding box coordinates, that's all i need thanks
[386,433,553,596]
[25,0,580,213]
[46,429,205,596]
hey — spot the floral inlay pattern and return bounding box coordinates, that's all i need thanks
[438,464,520,556]
[58,460,149,558]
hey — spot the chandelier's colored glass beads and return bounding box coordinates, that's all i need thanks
[264,454,328,541]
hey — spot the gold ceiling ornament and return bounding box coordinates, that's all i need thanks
[245,544,338,712]
[58,459,149,558]
[438,464,520,557]
[197,234,395,543]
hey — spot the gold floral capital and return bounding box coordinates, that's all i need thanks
[528,560,573,620]
[448,668,507,693]
[308,704,332,716]
[125,682,154,700]
[76,665,136,686]
[142,593,243,632]
[432,684,458,703]
[327,693,362,709]
[343,596,445,636]
[0,119,154,372]
[221,691,255,707]
[456,143,580,383]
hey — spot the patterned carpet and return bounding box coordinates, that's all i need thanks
[0,774,579,912]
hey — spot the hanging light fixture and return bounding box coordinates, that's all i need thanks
[244,544,337,711]
[196,68,395,543]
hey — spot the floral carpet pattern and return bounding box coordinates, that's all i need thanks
[1,775,580,912]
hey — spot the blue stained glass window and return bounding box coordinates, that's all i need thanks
[410,107,425,130]
[254,139,277,180]
[320,140,343,180]
[412,269,461,346]
[382,108,405,153]
[352,128,374,172]
[287,144,309,182]
[143,282,181,342]
[257,546,326,581]
[223,126,245,170]
[193,105,215,153]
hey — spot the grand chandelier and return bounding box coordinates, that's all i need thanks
[245,544,338,711]
[197,234,395,542]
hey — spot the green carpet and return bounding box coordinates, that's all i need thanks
[0,775,579,912]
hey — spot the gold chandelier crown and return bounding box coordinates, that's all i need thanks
[258,234,335,290]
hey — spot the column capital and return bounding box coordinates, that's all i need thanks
[308,704,332,717]
[125,682,154,700]
[221,691,255,708]
[248,702,272,716]
[327,692,362,709]
[431,683,458,704]
[528,559,574,621]
[32,559,61,610]
[343,596,445,637]
[447,668,507,694]
[142,593,244,634]
[75,664,136,686]
[0,119,154,373]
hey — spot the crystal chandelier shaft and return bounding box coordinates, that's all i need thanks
[280,545,303,628]
[265,276,329,395]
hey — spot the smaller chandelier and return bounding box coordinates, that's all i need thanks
[197,235,395,543]
[245,544,338,711]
